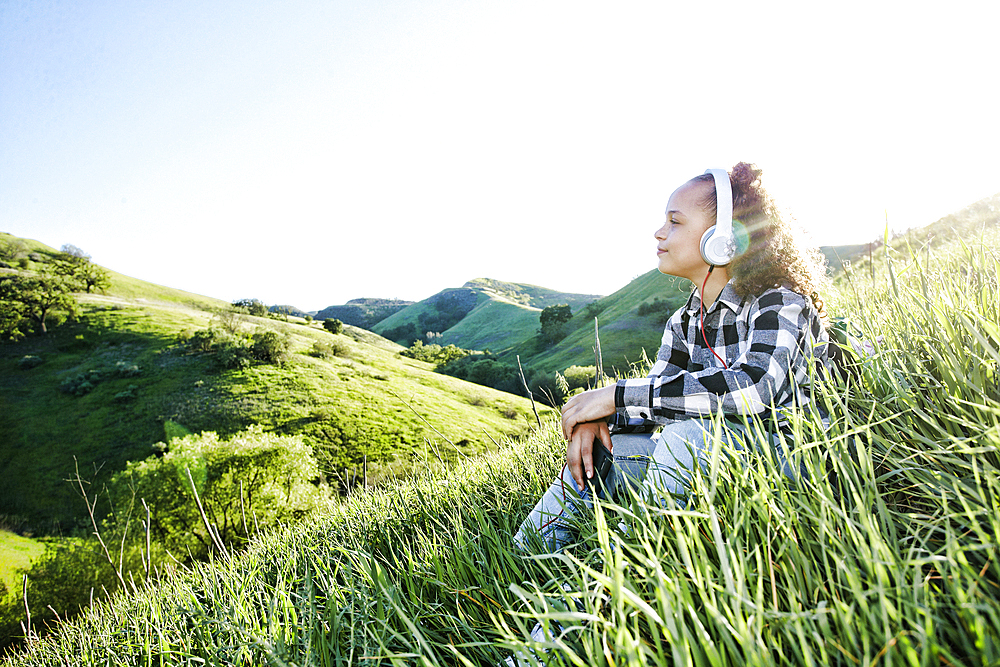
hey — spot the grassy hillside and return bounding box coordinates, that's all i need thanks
[438,297,544,354]
[8,198,1000,665]
[8,214,1000,664]
[525,269,690,376]
[313,298,414,329]
[372,280,602,355]
[463,278,602,311]
[0,238,547,531]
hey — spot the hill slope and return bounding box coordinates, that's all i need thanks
[372,279,602,355]
[0,237,546,530]
[313,298,415,328]
[523,269,689,376]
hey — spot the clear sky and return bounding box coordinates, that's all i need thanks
[3,1,998,311]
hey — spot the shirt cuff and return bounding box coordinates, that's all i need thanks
[616,378,654,410]
[615,378,655,422]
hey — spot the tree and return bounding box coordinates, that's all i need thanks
[232,299,268,317]
[0,238,27,263]
[53,246,110,293]
[539,304,573,344]
[323,318,344,334]
[108,427,328,560]
[0,272,77,334]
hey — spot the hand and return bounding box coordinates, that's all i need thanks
[561,385,616,440]
[566,421,612,490]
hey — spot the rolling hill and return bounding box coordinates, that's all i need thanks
[372,278,603,354]
[313,298,415,329]
[0,236,548,531]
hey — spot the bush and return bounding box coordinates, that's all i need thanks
[188,328,219,353]
[438,354,522,395]
[113,384,138,402]
[250,329,290,364]
[311,339,349,358]
[187,327,289,367]
[108,427,329,560]
[59,370,102,396]
[528,370,567,406]
[18,355,43,369]
[562,364,597,391]
[323,318,344,334]
[112,361,140,377]
[400,341,472,365]
[636,297,671,317]
[214,335,253,369]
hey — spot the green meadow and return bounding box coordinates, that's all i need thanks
[2,193,999,664]
[0,255,544,530]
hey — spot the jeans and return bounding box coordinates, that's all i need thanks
[513,417,795,552]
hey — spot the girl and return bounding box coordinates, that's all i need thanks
[514,162,831,551]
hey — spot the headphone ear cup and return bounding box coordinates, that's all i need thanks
[700,225,736,266]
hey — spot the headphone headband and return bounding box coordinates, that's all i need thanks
[705,168,733,238]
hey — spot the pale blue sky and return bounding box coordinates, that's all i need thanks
[3,0,998,310]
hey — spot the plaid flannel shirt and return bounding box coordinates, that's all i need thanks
[614,281,830,428]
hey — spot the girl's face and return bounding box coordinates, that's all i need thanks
[654,180,716,282]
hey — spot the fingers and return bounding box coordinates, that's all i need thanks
[561,386,616,441]
[566,423,600,489]
[566,435,583,489]
[579,434,594,487]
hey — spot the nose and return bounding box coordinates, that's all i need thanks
[654,220,669,241]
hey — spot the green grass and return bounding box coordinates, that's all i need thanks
[373,280,605,359]
[5,222,1000,665]
[439,298,545,354]
[0,532,44,598]
[0,252,547,530]
[525,269,690,376]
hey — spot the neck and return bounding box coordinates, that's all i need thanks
[698,266,730,306]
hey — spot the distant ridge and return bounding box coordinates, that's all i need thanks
[314,298,415,329]
[372,279,603,353]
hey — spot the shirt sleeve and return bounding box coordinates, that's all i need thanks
[613,290,810,422]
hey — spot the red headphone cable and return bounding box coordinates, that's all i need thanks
[701,266,728,369]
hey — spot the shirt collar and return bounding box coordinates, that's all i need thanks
[686,279,742,315]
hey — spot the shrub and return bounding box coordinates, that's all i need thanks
[401,341,472,365]
[437,354,522,394]
[59,370,102,396]
[323,318,344,334]
[232,299,268,317]
[108,427,329,560]
[250,329,290,364]
[311,339,349,358]
[113,384,138,402]
[112,361,140,377]
[188,328,219,353]
[187,326,288,367]
[215,336,253,369]
[636,296,671,317]
[562,364,597,391]
[18,354,43,369]
[0,538,124,654]
[528,370,567,406]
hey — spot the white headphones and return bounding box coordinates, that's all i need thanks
[699,168,738,266]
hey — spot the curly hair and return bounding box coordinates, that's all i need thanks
[691,162,829,323]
